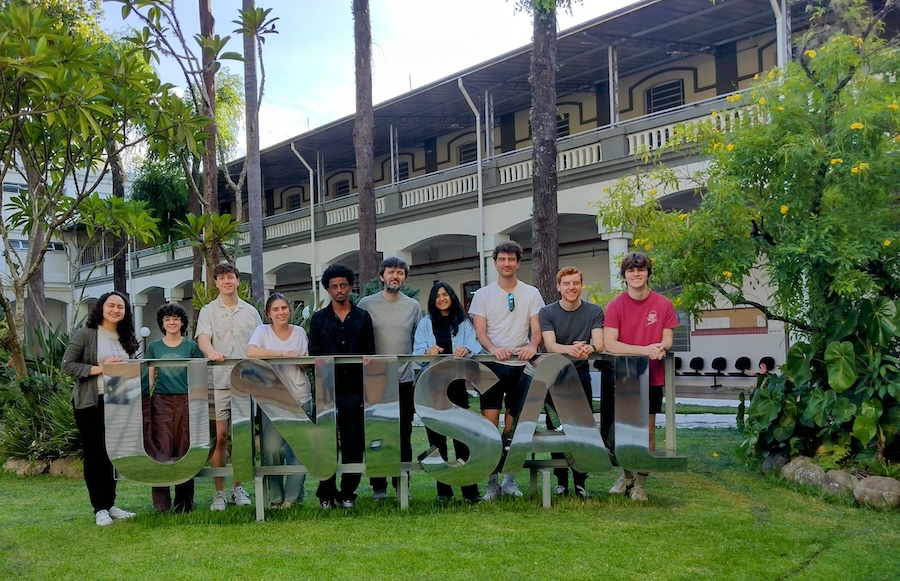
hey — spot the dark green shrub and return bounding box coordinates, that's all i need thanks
[0,377,79,461]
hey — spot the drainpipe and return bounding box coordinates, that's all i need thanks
[458,77,485,288]
[390,124,396,184]
[290,142,318,307]
[769,0,789,68]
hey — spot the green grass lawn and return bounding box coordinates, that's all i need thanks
[1,427,897,580]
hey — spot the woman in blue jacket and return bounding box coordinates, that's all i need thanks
[413,282,484,503]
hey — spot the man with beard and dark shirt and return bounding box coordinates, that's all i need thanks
[308,264,376,509]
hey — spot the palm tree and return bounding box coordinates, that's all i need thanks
[353,0,377,284]
[236,3,278,305]
[520,0,578,302]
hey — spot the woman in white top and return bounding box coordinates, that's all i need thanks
[247,292,311,507]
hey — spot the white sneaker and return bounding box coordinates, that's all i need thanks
[483,476,501,501]
[630,483,648,502]
[231,486,251,506]
[108,506,135,519]
[95,509,113,526]
[501,477,523,497]
[608,473,635,496]
[554,485,568,496]
[210,490,227,511]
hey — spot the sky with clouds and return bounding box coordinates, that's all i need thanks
[102,0,639,156]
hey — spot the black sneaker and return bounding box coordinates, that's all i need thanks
[320,499,334,510]
[465,495,484,505]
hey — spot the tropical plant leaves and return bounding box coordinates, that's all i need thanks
[852,399,883,446]
[825,341,856,393]
[748,386,783,425]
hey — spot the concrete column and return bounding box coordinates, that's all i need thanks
[482,233,510,285]
[131,292,149,345]
[380,249,412,266]
[164,287,184,304]
[263,273,277,295]
[600,229,632,291]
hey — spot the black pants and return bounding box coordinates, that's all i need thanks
[317,388,364,502]
[73,399,117,514]
[544,377,592,489]
[370,381,415,492]
[426,379,480,499]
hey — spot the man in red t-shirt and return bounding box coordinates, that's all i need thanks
[603,251,678,501]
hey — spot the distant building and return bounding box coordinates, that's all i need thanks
[74,0,832,374]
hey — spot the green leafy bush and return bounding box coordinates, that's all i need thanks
[0,376,79,461]
[0,325,80,462]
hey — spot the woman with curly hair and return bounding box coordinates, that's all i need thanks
[145,303,204,513]
[62,291,140,526]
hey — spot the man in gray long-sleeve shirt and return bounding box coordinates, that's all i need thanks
[357,256,422,500]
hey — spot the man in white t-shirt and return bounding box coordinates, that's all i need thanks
[468,241,544,500]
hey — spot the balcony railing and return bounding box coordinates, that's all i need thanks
[626,94,756,155]
[325,196,386,226]
[78,92,747,276]
[498,142,603,185]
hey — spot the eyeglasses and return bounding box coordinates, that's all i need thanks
[507,293,515,312]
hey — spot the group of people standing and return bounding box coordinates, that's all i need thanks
[62,243,676,526]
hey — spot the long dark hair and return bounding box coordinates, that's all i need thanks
[86,291,139,357]
[427,282,468,336]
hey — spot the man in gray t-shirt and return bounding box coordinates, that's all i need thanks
[539,266,604,498]
[357,257,422,500]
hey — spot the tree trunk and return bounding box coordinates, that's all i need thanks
[243,0,264,306]
[109,140,127,295]
[353,0,377,285]
[200,0,219,282]
[530,5,559,303]
[188,152,203,317]
[24,166,45,333]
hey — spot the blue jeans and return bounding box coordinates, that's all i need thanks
[261,412,306,504]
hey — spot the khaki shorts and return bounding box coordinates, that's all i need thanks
[211,387,231,421]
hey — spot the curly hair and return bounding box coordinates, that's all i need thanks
[492,241,523,261]
[156,303,189,336]
[214,263,240,279]
[321,263,355,289]
[86,291,139,356]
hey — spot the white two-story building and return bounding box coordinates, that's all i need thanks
[70,0,847,386]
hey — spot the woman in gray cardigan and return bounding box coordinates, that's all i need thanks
[62,291,140,526]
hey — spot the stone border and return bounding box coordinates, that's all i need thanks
[765,454,900,510]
